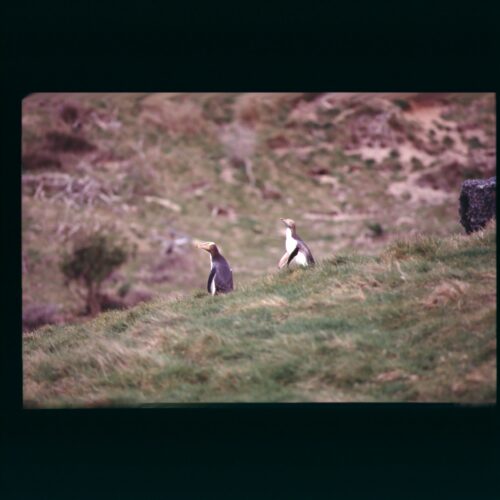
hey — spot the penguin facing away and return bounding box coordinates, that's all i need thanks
[278,218,315,268]
[196,241,234,295]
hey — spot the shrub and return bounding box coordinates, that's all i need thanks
[366,222,384,238]
[442,135,455,148]
[467,137,483,149]
[202,94,236,125]
[23,303,60,332]
[60,105,79,125]
[393,99,411,111]
[22,152,62,171]
[384,235,442,261]
[45,131,96,153]
[60,231,128,316]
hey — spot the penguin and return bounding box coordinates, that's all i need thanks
[278,218,315,268]
[196,241,234,295]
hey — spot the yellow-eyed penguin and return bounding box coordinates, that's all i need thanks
[278,218,315,268]
[197,241,234,295]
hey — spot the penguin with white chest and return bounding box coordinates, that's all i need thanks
[278,218,315,268]
[197,241,234,295]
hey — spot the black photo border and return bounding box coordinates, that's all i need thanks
[1,3,498,498]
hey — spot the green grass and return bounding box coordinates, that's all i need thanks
[22,92,496,321]
[23,222,496,406]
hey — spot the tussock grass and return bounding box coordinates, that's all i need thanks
[24,224,496,407]
[383,234,443,261]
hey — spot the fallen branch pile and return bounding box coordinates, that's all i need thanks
[22,173,121,208]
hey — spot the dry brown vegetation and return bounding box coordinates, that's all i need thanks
[22,92,496,332]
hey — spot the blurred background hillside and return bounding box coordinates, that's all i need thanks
[22,92,496,331]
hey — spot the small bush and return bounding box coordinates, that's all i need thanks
[202,94,236,125]
[366,222,384,238]
[384,235,441,260]
[442,135,454,148]
[45,131,96,153]
[60,231,129,316]
[22,152,62,171]
[393,99,411,111]
[118,282,132,298]
[60,105,79,125]
[467,137,483,149]
[23,303,60,332]
[410,157,424,171]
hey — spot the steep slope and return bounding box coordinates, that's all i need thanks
[23,222,496,406]
[22,93,496,329]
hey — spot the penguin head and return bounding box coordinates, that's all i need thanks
[196,241,219,256]
[280,218,296,230]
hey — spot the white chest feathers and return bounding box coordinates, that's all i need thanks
[209,258,217,295]
[285,228,296,253]
[285,228,308,266]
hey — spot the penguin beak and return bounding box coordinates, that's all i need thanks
[279,218,288,227]
[196,241,212,253]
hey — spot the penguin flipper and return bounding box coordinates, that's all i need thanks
[207,267,216,293]
[286,246,300,266]
[297,240,315,265]
[278,252,290,269]
[213,260,234,294]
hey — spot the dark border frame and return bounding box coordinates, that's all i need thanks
[1,4,498,497]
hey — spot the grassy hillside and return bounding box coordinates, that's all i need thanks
[23,222,496,406]
[22,93,496,329]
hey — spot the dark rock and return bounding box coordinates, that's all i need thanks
[459,176,496,234]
